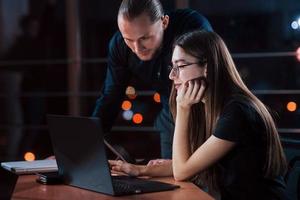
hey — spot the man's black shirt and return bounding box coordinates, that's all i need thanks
[92,9,212,132]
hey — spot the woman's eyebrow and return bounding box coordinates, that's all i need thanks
[173,59,187,63]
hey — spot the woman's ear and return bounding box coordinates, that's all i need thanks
[162,15,169,30]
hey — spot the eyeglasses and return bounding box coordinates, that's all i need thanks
[168,62,200,77]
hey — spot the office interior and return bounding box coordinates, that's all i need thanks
[0,0,299,198]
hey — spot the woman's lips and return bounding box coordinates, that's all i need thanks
[174,83,181,89]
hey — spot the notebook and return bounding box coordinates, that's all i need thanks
[1,159,58,174]
[47,114,179,196]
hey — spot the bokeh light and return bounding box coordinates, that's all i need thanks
[24,152,35,161]
[287,101,297,112]
[126,86,137,99]
[132,113,143,124]
[291,21,299,30]
[121,100,132,110]
[122,110,133,120]
[153,92,161,103]
[296,47,300,61]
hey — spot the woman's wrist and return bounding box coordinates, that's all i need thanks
[177,105,191,114]
[137,165,147,176]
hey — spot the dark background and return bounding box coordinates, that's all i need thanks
[0,0,299,162]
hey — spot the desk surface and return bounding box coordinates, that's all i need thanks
[13,175,214,200]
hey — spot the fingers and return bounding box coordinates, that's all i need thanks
[109,160,140,177]
[147,159,161,166]
[190,80,200,100]
[109,159,124,170]
[108,159,123,166]
[45,155,55,160]
[147,159,172,166]
[147,159,164,166]
[176,78,207,107]
[185,81,193,97]
[110,160,127,175]
[111,169,127,176]
[196,79,206,101]
[185,79,203,102]
[178,81,188,96]
[112,164,122,172]
[147,160,155,166]
[108,160,116,165]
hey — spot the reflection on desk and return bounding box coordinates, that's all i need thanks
[13,175,214,200]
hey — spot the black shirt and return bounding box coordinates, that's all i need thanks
[213,98,288,200]
[92,9,212,132]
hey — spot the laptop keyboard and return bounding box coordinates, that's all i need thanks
[112,179,142,194]
[111,176,179,195]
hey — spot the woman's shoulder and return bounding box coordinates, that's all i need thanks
[223,94,256,115]
[214,95,265,143]
[223,94,265,130]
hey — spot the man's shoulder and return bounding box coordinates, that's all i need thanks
[109,31,125,47]
[168,8,205,19]
[167,8,212,32]
[108,31,130,58]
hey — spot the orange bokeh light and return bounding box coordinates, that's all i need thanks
[24,152,35,161]
[132,113,143,124]
[153,92,161,103]
[121,100,132,110]
[297,47,300,62]
[287,101,297,112]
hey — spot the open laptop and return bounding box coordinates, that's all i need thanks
[47,114,179,196]
[0,166,18,200]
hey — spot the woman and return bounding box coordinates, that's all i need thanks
[109,30,288,199]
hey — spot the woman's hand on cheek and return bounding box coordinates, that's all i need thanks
[176,78,206,108]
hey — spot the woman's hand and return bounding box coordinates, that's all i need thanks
[109,159,173,177]
[176,77,207,109]
[147,159,172,166]
[45,155,56,160]
[109,160,141,177]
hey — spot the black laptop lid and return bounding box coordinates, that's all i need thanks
[0,166,18,200]
[47,115,115,195]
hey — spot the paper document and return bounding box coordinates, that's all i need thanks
[1,159,58,174]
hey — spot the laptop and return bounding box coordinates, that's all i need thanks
[47,114,179,196]
[0,166,18,200]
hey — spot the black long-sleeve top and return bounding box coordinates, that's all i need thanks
[92,9,213,132]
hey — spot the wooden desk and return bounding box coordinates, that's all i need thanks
[12,175,214,200]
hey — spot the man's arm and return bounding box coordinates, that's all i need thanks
[92,32,131,133]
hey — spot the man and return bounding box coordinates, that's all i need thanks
[92,0,212,159]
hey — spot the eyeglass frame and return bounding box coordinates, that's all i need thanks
[168,60,207,76]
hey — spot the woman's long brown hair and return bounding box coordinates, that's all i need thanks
[169,30,287,191]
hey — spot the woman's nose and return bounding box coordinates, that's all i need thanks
[169,69,176,80]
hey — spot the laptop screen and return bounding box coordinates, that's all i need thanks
[47,115,179,196]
